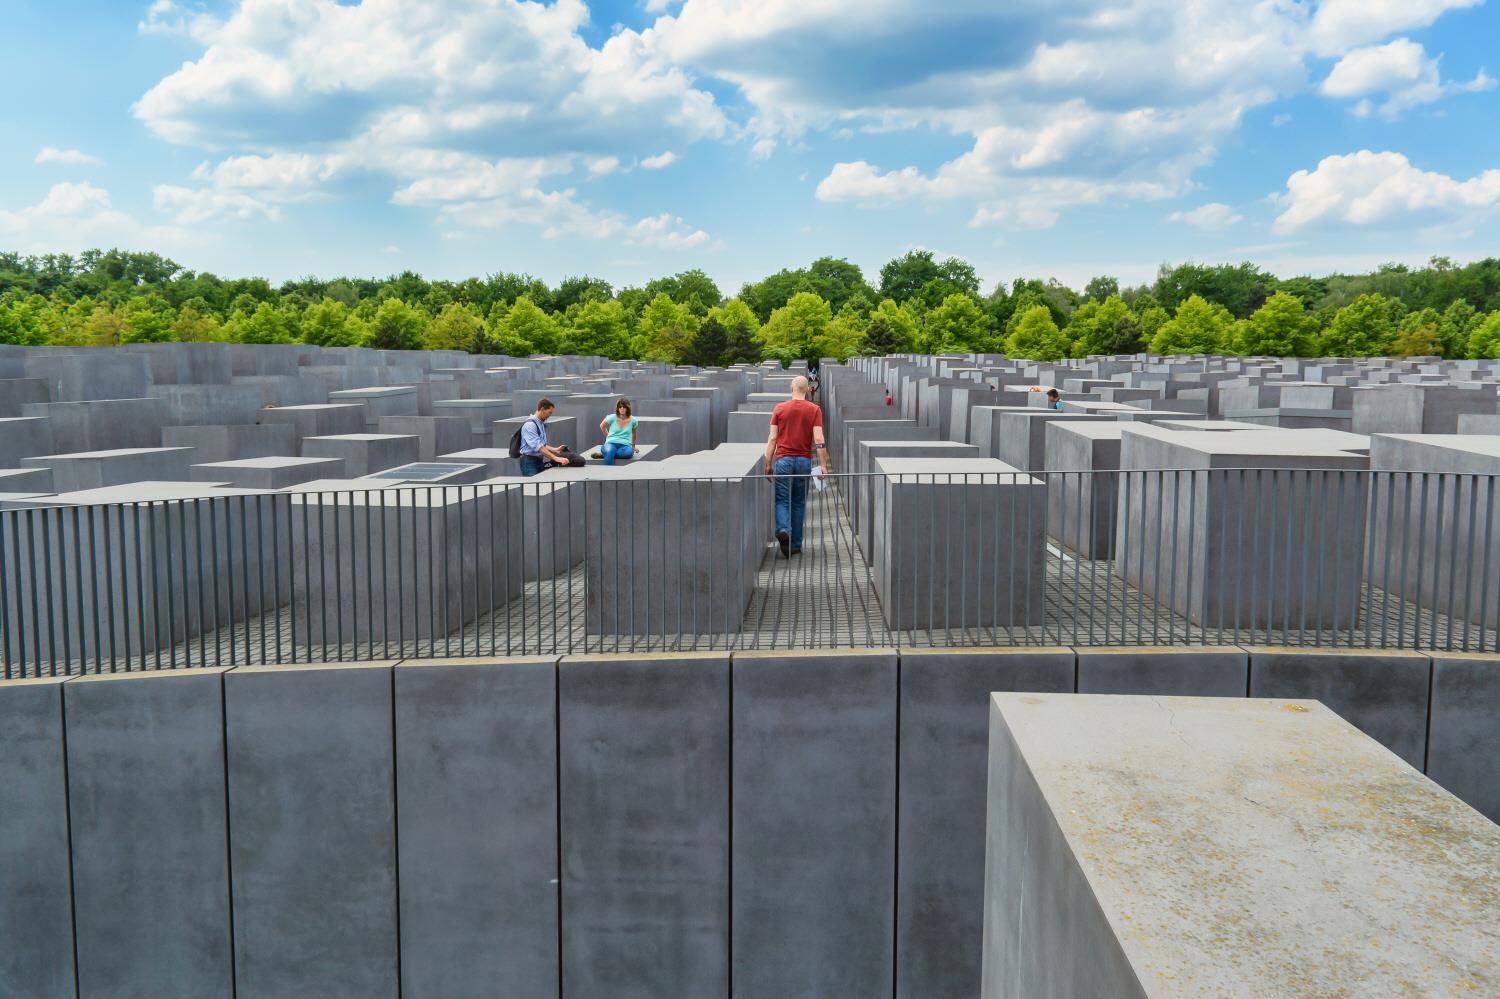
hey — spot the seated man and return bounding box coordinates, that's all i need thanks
[518,399,571,476]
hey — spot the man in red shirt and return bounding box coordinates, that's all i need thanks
[764,375,829,557]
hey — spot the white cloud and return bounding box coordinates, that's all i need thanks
[1306,0,1483,57]
[137,0,221,43]
[1273,150,1500,233]
[131,0,722,248]
[640,151,679,169]
[815,162,932,204]
[0,182,188,252]
[152,185,280,224]
[1167,202,1243,230]
[34,147,102,167]
[1271,113,1291,127]
[627,213,713,249]
[1321,38,1493,118]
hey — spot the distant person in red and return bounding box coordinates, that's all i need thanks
[764,375,829,558]
[885,390,893,406]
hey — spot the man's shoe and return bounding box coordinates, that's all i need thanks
[776,531,791,557]
[791,549,802,556]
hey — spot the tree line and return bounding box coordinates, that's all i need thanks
[4,248,1500,362]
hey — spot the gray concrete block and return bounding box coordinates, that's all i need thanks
[1426,652,1500,823]
[875,458,1045,630]
[22,398,168,453]
[376,414,471,462]
[301,433,419,476]
[1075,645,1249,697]
[0,415,55,467]
[64,669,232,998]
[559,653,729,999]
[22,446,196,491]
[731,650,896,999]
[25,351,151,401]
[981,693,1500,998]
[257,402,366,442]
[728,408,771,443]
[149,383,264,426]
[191,455,345,488]
[162,423,298,464]
[0,466,53,492]
[1247,647,1432,768]
[0,377,51,416]
[0,678,75,999]
[329,384,419,425]
[897,648,1074,999]
[395,658,559,999]
[225,662,399,999]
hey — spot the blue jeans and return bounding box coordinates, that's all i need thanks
[519,455,545,477]
[773,456,812,551]
[601,442,634,465]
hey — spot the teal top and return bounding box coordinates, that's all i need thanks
[604,414,638,445]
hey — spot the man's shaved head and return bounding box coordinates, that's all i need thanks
[791,375,810,396]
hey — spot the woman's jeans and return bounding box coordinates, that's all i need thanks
[601,443,634,465]
[773,456,812,551]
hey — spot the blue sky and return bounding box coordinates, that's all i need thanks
[2,0,1498,295]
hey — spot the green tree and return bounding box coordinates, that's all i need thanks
[1004,305,1071,360]
[706,298,761,336]
[759,291,832,360]
[366,297,428,350]
[566,299,629,357]
[1321,294,1395,357]
[1083,275,1120,302]
[921,293,990,352]
[637,293,698,363]
[119,298,172,343]
[301,298,366,347]
[642,269,721,315]
[0,298,47,345]
[1443,299,1480,358]
[860,315,905,355]
[425,302,485,351]
[819,302,866,360]
[1067,295,1133,357]
[552,275,613,311]
[682,316,728,367]
[803,257,875,312]
[1231,292,1316,356]
[1467,312,1500,358]
[495,296,559,355]
[227,301,294,344]
[1393,307,1447,358]
[1150,295,1231,354]
[721,321,762,365]
[170,306,223,342]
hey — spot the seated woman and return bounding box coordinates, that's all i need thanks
[598,397,639,465]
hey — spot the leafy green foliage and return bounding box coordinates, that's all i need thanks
[1150,295,1231,354]
[1004,305,1071,360]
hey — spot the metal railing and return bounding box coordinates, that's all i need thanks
[3,467,1497,676]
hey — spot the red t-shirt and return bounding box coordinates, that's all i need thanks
[771,399,823,459]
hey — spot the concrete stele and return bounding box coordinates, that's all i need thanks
[981,693,1500,998]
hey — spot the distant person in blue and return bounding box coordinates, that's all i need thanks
[1046,388,1063,410]
[519,399,568,476]
[598,397,639,465]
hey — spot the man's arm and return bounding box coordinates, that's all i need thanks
[763,423,779,475]
[813,425,829,474]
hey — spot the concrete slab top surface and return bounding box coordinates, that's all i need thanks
[31,446,195,460]
[41,481,260,503]
[1377,433,1500,458]
[302,433,418,443]
[193,456,332,469]
[993,692,1500,997]
[874,456,1032,479]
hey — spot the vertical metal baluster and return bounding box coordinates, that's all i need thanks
[1478,476,1496,653]
[1459,474,1479,652]
[487,485,497,657]
[272,493,283,666]
[366,489,376,661]
[255,495,267,666]
[1445,474,1465,653]
[26,509,44,675]
[72,506,89,673]
[1434,471,1446,651]
[398,488,408,660]
[1405,473,1427,650]
[0,511,12,679]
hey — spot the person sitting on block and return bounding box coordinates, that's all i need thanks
[598,397,639,465]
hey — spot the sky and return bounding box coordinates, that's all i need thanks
[1,0,1498,296]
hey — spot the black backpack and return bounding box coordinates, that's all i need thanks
[508,417,541,459]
